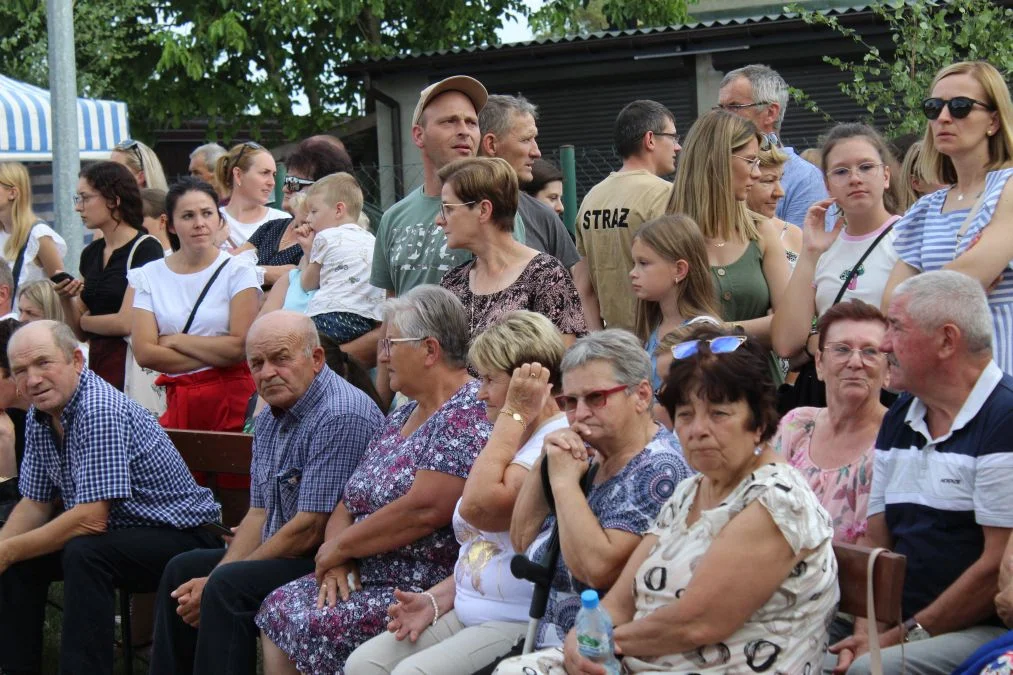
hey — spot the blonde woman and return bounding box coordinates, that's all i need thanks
[665,109,791,384]
[110,138,169,191]
[746,145,803,267]
[215,142,289,247]
[883,60,1013,374]
[16,280,64,323]
[0,162,67,291]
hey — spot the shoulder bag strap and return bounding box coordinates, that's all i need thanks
[181,258,230,335]
[11,222,40,298]
[126,234,159,270]
[832,223,896,306]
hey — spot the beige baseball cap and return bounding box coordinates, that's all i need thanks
[411,75,488,127]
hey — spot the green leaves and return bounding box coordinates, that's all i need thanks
[530,0,695,36]
[790,0,1013,137]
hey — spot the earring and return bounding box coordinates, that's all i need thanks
[753,446,763,456]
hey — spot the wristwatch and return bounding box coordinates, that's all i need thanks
[903,617,931,642]
[499,409,527,427]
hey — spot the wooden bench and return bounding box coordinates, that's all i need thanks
[167,429,253,526]
[833,542,907,624]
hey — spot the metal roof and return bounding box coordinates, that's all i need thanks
[337,3,877,73]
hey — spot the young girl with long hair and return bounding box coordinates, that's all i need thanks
[630,214,720,389]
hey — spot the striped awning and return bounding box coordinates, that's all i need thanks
[0,74,129,161]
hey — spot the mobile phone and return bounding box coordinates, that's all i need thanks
[50,272,74,285]
[200,521,234,538]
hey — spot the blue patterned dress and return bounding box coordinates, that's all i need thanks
[254,380,491,674]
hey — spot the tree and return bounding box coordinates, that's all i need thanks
[530,0,695,36]
[792,0,1013,136]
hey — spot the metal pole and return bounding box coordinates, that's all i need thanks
[560,145,577,237]
[47,0,82,275]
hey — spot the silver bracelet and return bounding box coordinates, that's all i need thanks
[422,591,439,626]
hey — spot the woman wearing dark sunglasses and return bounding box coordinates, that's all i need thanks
[883,60,1013,374]
[215,141,288,248]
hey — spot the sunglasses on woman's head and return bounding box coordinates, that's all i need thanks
[671,335,747,360]
[921,96,994,120]
[230,141,266,172]
[114,139,145,171]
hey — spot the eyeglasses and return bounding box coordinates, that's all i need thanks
[921,96,994,120]
[379,336,426,358]
[653,131,681,144]
[114,139,145,172]
[672,335,747,360]
[71,192,99,206]
[230,141,266,172]
[554,384,629,413]
[731,154,761,171]
[714,101,770,111]
[439,201,476,221]
[822,342,885,366]
[825,162,884,185]
[283,176,315,193]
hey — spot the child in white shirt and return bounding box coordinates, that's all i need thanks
[300,173,384,343]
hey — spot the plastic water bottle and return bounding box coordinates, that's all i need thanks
[575,589,622,674]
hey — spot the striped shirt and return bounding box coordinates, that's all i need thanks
[893,168,1013,373]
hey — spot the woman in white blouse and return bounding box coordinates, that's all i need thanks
[215,142,289,248]
[0,162,67,291]
[130,177,260,431]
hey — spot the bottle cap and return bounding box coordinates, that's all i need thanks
[580,589,599,609]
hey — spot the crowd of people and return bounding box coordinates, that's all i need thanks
[0,56,1010,675]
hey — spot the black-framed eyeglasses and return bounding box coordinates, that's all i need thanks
[283,176,315,193]
[714,101,771,111]
[230,141,266,172]
[672,335,747,360]
[922,96,994,120]
[114,138,145,172]
[652,131,681,144]
[439,201,476,221]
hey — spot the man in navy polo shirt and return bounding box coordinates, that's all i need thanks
[831,271,1013,674]
[0,320,222,675]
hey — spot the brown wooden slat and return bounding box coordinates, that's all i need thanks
[834,543,907,625]
[167,429,252,474]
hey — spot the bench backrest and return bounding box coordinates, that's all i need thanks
[833,542,907,625]
[168,429,252,527]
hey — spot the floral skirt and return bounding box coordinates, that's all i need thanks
[255,573,396,675]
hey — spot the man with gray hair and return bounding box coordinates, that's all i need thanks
[479,94,581,273]
[830,270,1013,674]
[717,64,827,226]
[149,310,384,675]
[189,142,227,193]
[0,320,222,674]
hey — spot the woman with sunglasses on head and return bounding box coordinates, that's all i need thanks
[492,330,691,673]
[128,177,260,432]
[666,109,791,385]
[55,161,165,390]
[771,124,900,408]
[234,137,356,287]
[883,60,1013,374]
[110,138,169,191]
[215,141,288,249]
[0,162,67,291]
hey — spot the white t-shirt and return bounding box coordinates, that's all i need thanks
[220,206,290,247]
[304,224,384,321]
[0,222,68,288]
[813,216,900,316]
[128,251,261,375]
[452,414,569,627]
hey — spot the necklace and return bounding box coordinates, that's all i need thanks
[708,238,727,248]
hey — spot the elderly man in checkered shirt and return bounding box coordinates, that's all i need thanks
[0,320,222,675]
[149,310,384,675]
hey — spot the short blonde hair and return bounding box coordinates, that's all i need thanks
[305,172,364,221]
[469,310,565,392]
[920,61,1013,185]
[759,145,788,169]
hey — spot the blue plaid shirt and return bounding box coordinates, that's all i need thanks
[251,366,384,541]
[18,368,220,529]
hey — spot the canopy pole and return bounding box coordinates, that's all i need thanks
[47,0,82,275]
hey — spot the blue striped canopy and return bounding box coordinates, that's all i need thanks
[0,74,129,160]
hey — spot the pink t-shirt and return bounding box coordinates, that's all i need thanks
[771,406,874,543]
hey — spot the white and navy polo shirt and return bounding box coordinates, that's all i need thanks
[869,361,1013,621]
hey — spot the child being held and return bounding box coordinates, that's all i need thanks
[299,173,384,343]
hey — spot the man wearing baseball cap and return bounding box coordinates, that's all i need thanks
[370,75,526,298]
